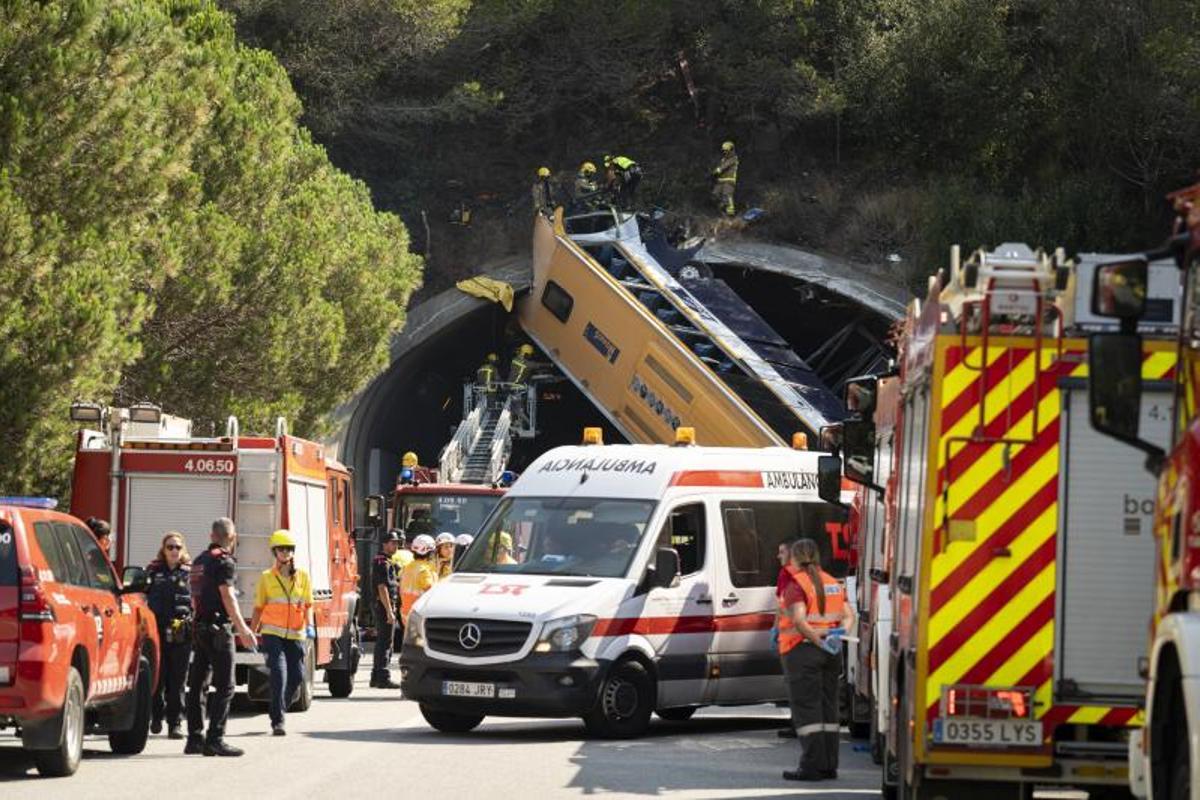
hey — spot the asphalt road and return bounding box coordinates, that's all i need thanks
[0,675,882,799]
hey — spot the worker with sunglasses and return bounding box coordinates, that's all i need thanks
[146,531,193,739]
[251,530,314,736]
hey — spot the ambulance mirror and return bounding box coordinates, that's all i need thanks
[1092,258,1148,319]
[365,494,385,528]
[653,547,680,589]
[817,455,842,505]
[841,419,875,485]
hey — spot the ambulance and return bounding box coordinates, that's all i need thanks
[399,429,846,738]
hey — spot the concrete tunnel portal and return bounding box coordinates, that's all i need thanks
[328,244,908,501]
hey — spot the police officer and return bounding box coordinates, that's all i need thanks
[371,530,402,689]
[185,517,256,757]
[146,531,192,739]
[779,538,855,782]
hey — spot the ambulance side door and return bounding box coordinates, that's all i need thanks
[645,500,716,708]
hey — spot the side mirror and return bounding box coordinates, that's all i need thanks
[842,418,875,485]
[121,566,149,594]
[365,494,385,528]
[1092,258,1148,319]
[653,547,680,589]
[817,455,843,505]
[1088,333,1143,441]
[844,375,879,416]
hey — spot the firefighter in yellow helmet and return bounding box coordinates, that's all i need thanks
[401,451,419,469]
[532,166,555,216]
[574,161,600,209]
[399,534,439,625]
[508,343,535,388]
[603,154,641,208]
[476,352,499,407]
[485,530,518,565]
[712,140,738,217]
[250,530,313,736]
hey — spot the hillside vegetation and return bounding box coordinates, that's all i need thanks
[225,0,1200,291]
[0,0,423,494]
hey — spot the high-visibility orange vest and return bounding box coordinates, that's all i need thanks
[400,559,438,624]
[778,565,845,655]
[254,566,313,641]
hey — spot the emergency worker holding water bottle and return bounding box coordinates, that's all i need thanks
[778,538,854,783]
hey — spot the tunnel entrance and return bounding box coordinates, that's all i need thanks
[339,254,900,500]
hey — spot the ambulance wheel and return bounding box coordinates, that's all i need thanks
[655,706,696,722]
[584,659,653,739]
[420,705,484,733]
[31,667,85,777]
[290,646,316,712]
[109,656,152,754]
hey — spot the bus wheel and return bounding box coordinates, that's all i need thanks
[584,659,653,739]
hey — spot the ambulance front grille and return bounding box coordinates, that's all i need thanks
[425,618,532,657]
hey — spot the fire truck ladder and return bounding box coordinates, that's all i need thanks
[439,396,513,485]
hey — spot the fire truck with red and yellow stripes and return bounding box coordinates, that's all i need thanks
[1085,184,1200,800]
[67,405,361,704]
[832,243,1178,798]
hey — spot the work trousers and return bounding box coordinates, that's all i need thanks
[152,639,191,726]
[712,181,736,215]
[186,622,235,742]
[262,634,306,727]
[372,606,395,682]
[782,642,841,774]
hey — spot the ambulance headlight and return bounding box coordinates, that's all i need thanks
[403,610,425,649]
[535,614,597,653]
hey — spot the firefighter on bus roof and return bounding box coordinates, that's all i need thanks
[779,538,854,783]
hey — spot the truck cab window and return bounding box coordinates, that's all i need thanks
[658,503,706,576]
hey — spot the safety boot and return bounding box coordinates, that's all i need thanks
[183,733,204,755]
[202,739,244,757]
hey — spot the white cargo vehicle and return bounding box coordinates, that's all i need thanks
[399,430,846,737]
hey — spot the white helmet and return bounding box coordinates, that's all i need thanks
[435,532,456,546]
[410,534,436,556]
[455,534,475,547]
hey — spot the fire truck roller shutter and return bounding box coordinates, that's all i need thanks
[125,476,234,569]
[285,480,332,593]
[1055,380,1172,703]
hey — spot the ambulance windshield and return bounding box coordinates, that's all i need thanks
[458,497,656,578]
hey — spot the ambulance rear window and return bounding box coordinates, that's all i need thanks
[0,521,15,586]
[721,501,841,587]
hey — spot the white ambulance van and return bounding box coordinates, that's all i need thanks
[399,431,846,737]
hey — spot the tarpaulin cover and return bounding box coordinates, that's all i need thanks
[456,276,515,312]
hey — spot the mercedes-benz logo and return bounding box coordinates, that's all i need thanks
[458,622,482,650]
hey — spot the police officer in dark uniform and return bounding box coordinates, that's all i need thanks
[147,531,193,739]
[185,518,256,756]
[370,530,402,689]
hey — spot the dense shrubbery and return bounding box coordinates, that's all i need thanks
[0,0,423,494]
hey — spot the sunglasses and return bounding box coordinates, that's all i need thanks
[275,546,295,553]
[165,544,183,551]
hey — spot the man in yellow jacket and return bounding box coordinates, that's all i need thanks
[400,534,439,626]
[251,530,313,737]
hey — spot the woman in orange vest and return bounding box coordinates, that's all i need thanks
[251,530,314,737]
[778,538,854,783]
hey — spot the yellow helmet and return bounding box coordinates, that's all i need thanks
[537,166,551,178]
[581,161,596,174]
[486,352,498,363]
[269,530,297,549]
[721,140,734,152]
[401,451,419,468]
[488,531,514,551]
[518,344,534,357]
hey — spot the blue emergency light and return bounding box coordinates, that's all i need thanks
[399,467,414,483]
[0,497,58,510]
[499,470,516,486]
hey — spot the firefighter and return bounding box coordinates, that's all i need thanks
[146,532,192,740]
[485,530,518,565]
[574,161,599,209]
[186,517,256,757]
[532,166,554,216]
[250,530,314,736]
[453,533,474,567]
[711,140,738,217]
[476,353,499,406]
[434,532,456,579]
[370,530,402,689]
[603,154,642,208]
[779,538,854,782]
[400,534,439,626]
[508,343,534,388]
[86,517,112,559]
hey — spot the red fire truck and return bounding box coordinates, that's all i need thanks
[1086,184,1200,800]
[68,405,361,703]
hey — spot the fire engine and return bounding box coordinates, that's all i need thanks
[833,244,1178,798]
[1086,183,1200,800]
[68,405,361,703]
